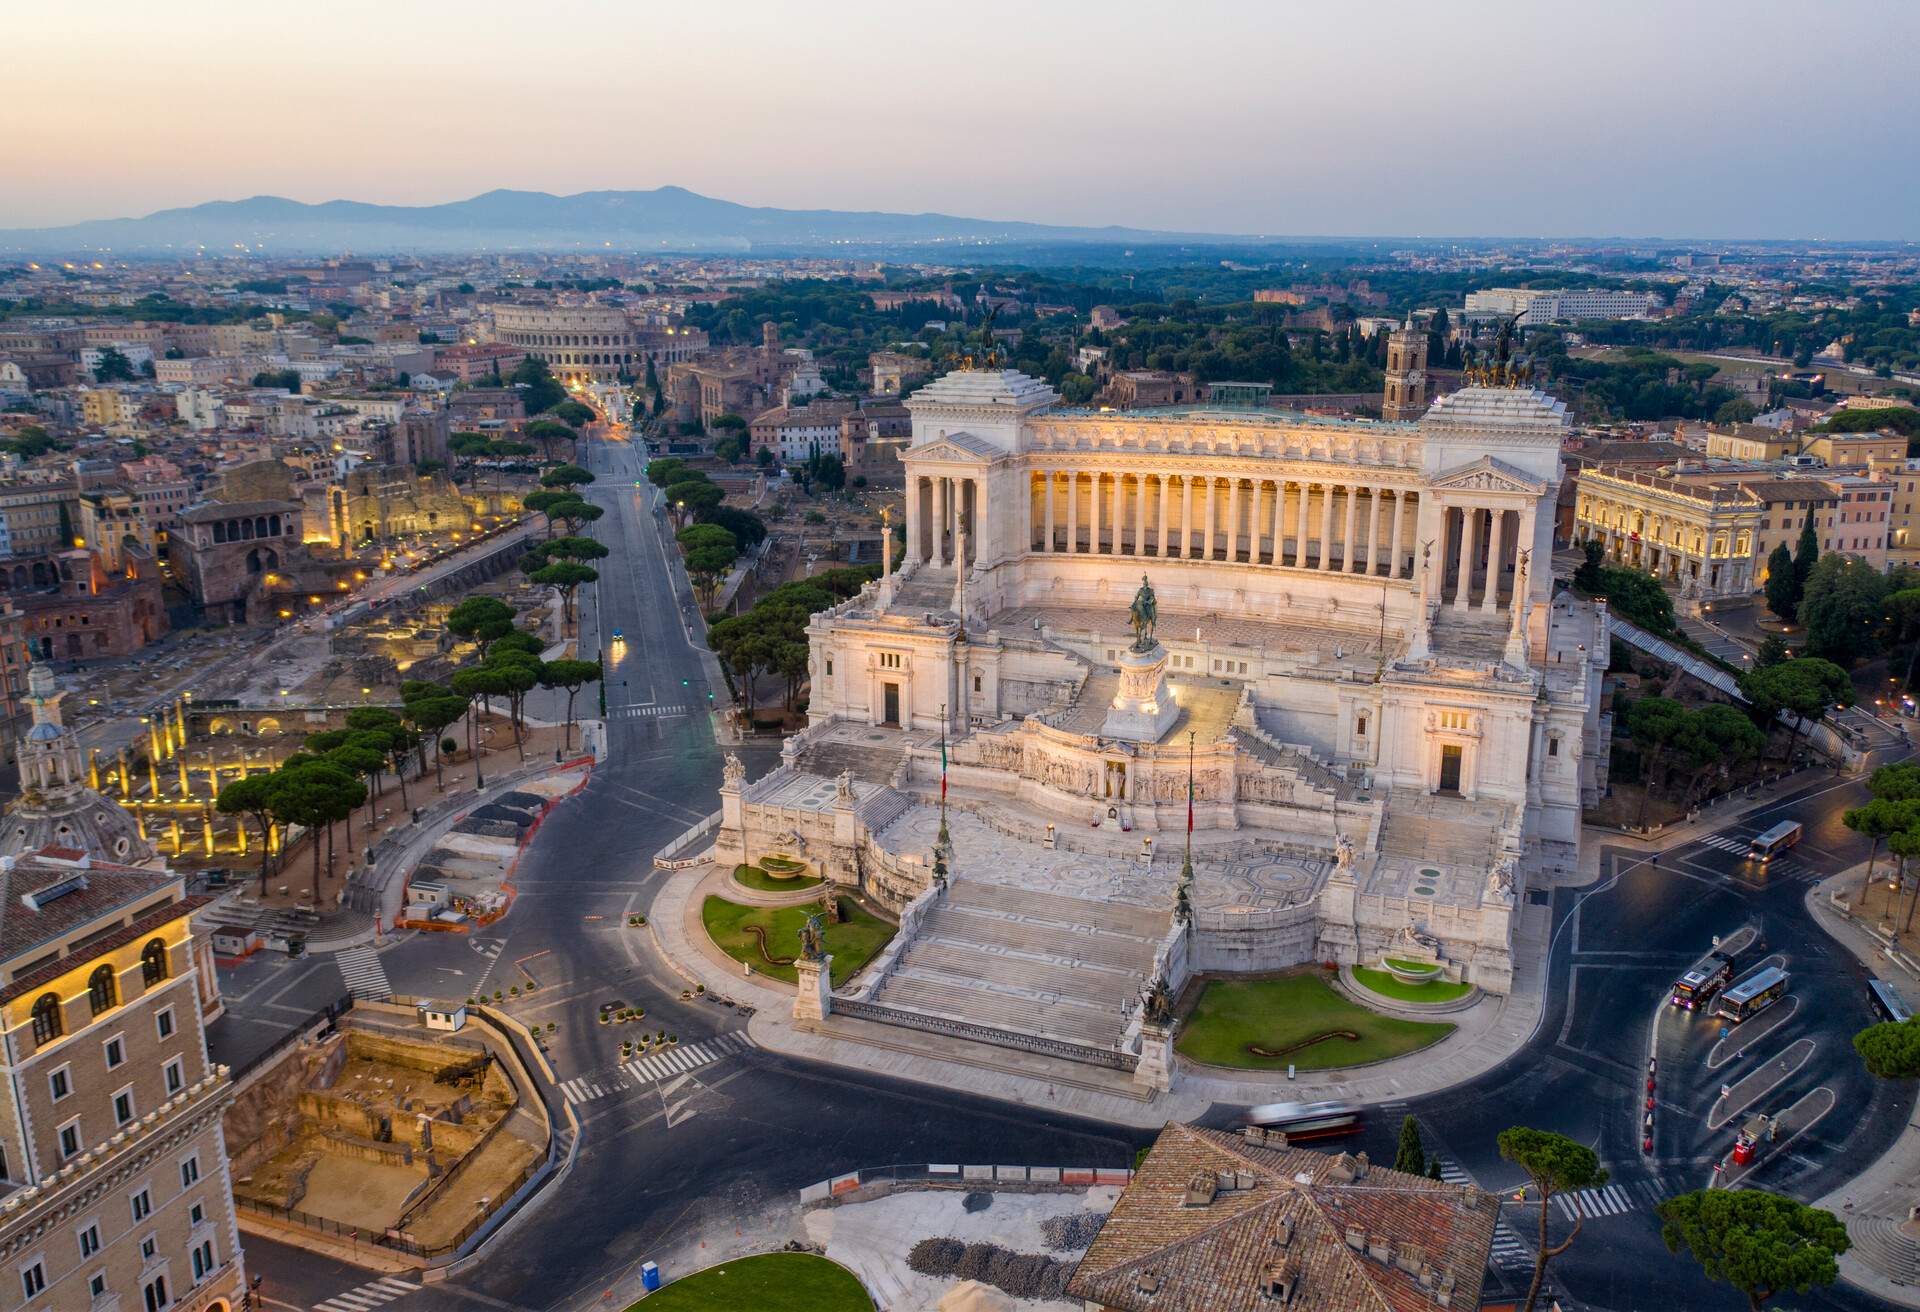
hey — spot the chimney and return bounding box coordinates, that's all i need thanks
[1183,1172,1219,1208]
[1344,1227,1365,1251]
[1136,1271,1162,1296]
[1274,1219,1295,1248]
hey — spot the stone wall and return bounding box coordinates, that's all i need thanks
[1189,902,1323,974]
[224,1033,346,1180]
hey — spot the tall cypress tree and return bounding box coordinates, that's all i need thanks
[1394,1114,1426,1177]
[1793,514,1820,589]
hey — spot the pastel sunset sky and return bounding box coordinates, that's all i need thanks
[6,0,1916,238]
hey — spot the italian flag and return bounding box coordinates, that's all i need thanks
[940,729,948,804]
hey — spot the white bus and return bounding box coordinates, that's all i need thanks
[1715,966,1789,1023]
[1748,821,1803,863]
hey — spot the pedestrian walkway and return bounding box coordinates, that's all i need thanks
[334,946,390,1000]
[556,1031,750,1105]
[648,857,1559,1130]
[625,1030,750,1085]
[313,1275,418,1311]
[615,704,690,719]
[1489,1220,1533,1271]
[1676,615,1752,665]
[1554,1182,1653,1221]
[1806,863,1920,1310]
[1688,832,1819,878]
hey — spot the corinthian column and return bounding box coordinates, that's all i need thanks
[1157,475,1170,556]
[1319,483,1336,570]
[1342,484,1360,572]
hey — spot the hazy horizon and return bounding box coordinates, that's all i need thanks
[7,0,1918,241]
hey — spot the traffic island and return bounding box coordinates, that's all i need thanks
[1174,972,1454,1072]
[623,1252,873,1311]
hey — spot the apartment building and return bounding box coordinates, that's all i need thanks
[1464,287,1661,325]
[0,667,240,1312]
[0,846,240,1312]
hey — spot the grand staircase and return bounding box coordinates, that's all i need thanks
[866,880,1165,1053]
[1848,1215,1920,1286]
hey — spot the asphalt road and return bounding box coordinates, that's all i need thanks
[1291,770,1919,1312]
[232,431,1149,1312]
[224,427,1919,1312]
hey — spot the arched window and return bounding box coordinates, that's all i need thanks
[31,993,61,1044]
[141,938,169,986]
[88,964,116,1014]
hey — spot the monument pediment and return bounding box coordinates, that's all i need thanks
[1429,455,1546,496]
[905,431,1000,465]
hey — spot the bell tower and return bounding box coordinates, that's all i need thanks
[1383,316,1430,421]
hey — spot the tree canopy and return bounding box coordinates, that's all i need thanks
[1656,1189,1848,1311]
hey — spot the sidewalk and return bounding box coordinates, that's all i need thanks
[302,755,595,953]
[647,861,1558,1129]
[1806,863,1920,1308]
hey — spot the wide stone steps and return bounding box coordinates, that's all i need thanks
[872,973,1129,1049]
[946,879,1169,941]
[1848,1217,1920,1282]
[905,938,1139,1004]
[921,907,1155,973]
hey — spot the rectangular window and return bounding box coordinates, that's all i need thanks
[165,1058,184,1095]
[48,1066,70,1102]
[155,1007,174,1041]
[20,1261,44,1299]
[78,1222,100,1258]
[58,1120,80,1160]
[1549,738,1561,757]
[89,1274,106,1298]
[189,1202,204,1226]
[131,1187,151,1221]
[141,1236,156,1261]
[180,1154,199,1188]
[113,1089,134,1126]
[104,1036,125,1069]
[191,1238,215,1281]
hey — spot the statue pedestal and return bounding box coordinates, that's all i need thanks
[1135,1021,1175,1091]
[1103,642,1179,743]
[793,956,833,1022]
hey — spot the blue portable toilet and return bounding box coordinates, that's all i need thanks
[641,1262,661,1292]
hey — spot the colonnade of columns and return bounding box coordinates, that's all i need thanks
[1024,471,1418,579]
[1434,503,1537,613]
[906,473,983,569]
[1573,519,1755,597]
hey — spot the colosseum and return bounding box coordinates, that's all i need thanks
[489,303,709,384]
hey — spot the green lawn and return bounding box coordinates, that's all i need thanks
[733,862,824,892]
[1352,966,1474,1004]
[626,1253,873,1311]
[702,895,894,986]
[1176,974,1454,1071]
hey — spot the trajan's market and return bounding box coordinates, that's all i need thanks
[710,353,1608,1079]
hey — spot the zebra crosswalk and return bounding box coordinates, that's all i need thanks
[616,704,689,719]
[334,946,391,1001]
[1554,1181,1657,1221]
[1692,834,1815,877]
[556,1031,751,1105]
[313,1275,418,1312]
[1490,1221,1533,1270]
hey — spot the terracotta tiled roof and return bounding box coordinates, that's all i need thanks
[0,851,192,983]
[1066,1124,1498,1312]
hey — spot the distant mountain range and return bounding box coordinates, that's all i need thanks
[0,187,1251,256]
